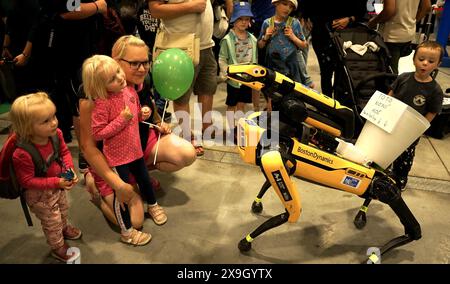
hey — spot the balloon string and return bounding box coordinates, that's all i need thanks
[153,100,169,165]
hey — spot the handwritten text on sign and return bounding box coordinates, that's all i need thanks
[361,91,407,133]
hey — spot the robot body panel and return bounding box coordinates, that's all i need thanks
[290,139,375,196]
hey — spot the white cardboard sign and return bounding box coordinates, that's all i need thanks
[361,91,407,133]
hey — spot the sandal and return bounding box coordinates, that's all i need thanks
[148,204,167,225]
[51,243,80,262]
[190,134,204,157]
[120,228,152,246]
[194,145,204,156]
[63,224,82,240]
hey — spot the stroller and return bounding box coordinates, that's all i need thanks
[331,23,397,138]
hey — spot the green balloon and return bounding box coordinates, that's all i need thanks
[152,49,195,101]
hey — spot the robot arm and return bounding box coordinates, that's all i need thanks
[227,64,355,139]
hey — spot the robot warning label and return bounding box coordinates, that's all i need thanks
[342,175,361,188]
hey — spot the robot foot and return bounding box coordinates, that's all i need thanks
[238,238,252,252]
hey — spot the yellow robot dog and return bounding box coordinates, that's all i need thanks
[227,65,421,263]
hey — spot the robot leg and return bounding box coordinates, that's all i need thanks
[251,180,271,214]
[364,174,421,261]
[238,151,301,252]
[353,198,372,229]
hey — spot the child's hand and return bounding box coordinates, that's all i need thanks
[59,178,74,190]
[284,26,295,41]
[141,106,151,120]
[121,105,133,120]
[265,26,275,40]
[58,169,78,190]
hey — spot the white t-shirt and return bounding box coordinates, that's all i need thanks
[160,0,215,50]
[380,0,421,43]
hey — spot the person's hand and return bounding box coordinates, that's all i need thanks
[96,0,107,16]
[157,122,172,134]
[217,75,227,83]
[121,105,133,120]
[59,178,75,190]
[1,47,12,59]
[141,106,151,121]
[14,53,29,67]
[191,0,207,14]
[115,182,134,210]
[332,17,351,30]
[264,26,275,40]
[284,26,295,41]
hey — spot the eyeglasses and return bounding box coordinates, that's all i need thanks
[120,59,150,70]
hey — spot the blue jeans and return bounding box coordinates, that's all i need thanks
[297,48,313,86]
[267,51,302,83]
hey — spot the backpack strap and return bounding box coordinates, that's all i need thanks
[269,16,294,29]
[20,194,33,226]
[16,135,61,177]
[286,16,293,28]
[49,134,62,168]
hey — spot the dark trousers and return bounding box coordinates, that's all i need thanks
[52,70,81,143]
[385,42,412,74]
[115,157,156,205]
[113,195,132,232]
[311,30,337,96]
[391,139,419,190]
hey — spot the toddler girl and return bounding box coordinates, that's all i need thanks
[10,92,81,262]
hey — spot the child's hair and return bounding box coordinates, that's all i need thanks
[82,55,122,100]
[414,41,444,62]
[9,92,55,142]
[111,35,149,60]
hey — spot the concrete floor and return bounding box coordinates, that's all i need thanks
[0,49,450,264]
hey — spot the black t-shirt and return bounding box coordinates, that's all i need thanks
[390,72,444,116]
[4,0,40,56]
[38,0,101,73]
[300,0,367,34]
[136,2,160,50]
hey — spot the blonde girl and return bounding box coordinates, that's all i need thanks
[82,55,166,237]
[10,92,81,262]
